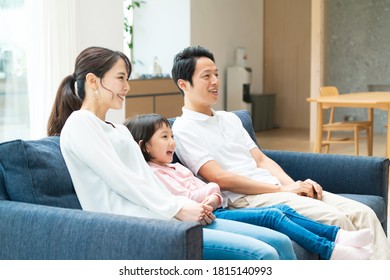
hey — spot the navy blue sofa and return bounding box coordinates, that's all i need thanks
[0,110,387,260]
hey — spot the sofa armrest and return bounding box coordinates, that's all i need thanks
[0,201,202,260]
[264,150,389,198]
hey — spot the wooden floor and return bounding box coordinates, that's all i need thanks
[256,128,389,239]
[256,128,387,157]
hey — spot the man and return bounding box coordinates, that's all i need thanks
[171,45,390,259]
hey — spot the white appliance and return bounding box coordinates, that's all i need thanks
[225,48,252,112]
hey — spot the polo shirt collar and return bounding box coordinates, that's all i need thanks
[182,107,218,121]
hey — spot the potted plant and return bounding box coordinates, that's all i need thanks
[124,0,146,64]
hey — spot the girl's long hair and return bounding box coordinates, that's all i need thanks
[124,114,170,162]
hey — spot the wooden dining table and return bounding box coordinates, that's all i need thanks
[307,91,390,158]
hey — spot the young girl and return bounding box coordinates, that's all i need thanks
[125,113,373,260]
[47,46,298,260]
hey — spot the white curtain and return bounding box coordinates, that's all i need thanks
[26,0,78,139]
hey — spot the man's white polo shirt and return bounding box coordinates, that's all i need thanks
[172,108,280,207]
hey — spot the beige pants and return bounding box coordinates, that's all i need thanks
[228,191,390,260]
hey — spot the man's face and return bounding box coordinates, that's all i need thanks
[186,57,220,107]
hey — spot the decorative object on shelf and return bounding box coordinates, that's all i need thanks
[150,56,162,76]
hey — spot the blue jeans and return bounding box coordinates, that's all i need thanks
[203,218,296,260]
[214,204,339,259]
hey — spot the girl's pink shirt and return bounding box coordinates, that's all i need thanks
[148,161,223,207]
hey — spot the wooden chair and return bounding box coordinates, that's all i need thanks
[318,86,373,155]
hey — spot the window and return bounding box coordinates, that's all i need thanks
[0,0,30,142]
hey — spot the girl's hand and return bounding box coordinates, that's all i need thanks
[201,194,221,211]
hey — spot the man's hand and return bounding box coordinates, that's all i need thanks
[282,180,322,200]
[303,179,323,200]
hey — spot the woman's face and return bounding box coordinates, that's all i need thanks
[96,58,130,111]
[146,123,176,166]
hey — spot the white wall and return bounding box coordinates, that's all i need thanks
[77,0,123,52]
[77,0,125,123]
[133,0,263,110]
[191,0,263,109]
[133,0,191,77]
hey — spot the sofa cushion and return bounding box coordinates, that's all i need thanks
[0,163,9,200]
[0,136,81,209]
[231,110,258,145]
[339,194,386,224]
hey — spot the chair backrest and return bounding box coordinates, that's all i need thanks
[319,86,340,114]
[319,86,339,97]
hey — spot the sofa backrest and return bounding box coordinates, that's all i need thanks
[230,110,259,145]
[0,136,81,209]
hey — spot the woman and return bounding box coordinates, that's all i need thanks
[47,46,296,260]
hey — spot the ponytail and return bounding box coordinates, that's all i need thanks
[47,75,82,136]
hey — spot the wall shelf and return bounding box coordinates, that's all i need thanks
[126,78,183,119]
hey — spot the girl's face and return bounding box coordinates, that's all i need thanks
[145,123,176,166]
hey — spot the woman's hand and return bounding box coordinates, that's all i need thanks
[175,202,214,225]
[200,208,216,225]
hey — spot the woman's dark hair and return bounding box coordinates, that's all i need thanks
[171,46,215,95]
[47,46,132,136]
[123,114,171,162]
